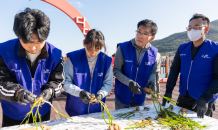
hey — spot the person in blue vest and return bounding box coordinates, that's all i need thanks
[162,14,218,118]
[64,29,113,116]
[113,19,160,109]
[0,8,64,127]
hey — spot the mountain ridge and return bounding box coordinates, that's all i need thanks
[151,20,218,55]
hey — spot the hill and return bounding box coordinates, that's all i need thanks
[151,20,218,55]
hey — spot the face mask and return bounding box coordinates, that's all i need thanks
[187,29,203,41]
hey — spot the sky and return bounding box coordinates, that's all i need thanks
[0,0,218,56]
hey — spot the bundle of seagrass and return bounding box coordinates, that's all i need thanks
[125,88,209,130]
[20,97,73,130]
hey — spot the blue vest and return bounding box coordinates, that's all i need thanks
[179,39,218,102]
[65,49,112,116]
[115,41,157,105]
[0,38,62,120]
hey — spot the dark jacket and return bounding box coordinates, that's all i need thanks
[0,43,65,102]
[166,39,218,102]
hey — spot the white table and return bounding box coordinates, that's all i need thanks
[1,103,218,130]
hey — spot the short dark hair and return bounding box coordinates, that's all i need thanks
[137,19,158,36]
[84,29,106,52]
[13,8,50,43]
[112,53,115,57]
[189,13,210,26]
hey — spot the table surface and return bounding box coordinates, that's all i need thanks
[1,103,218,130]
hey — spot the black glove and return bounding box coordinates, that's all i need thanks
[91,94,103,104]
[192,97,208,118]
[162,92,172,106]
[212,102,215,111]
[205,102,216,117]
[79,90,91,104]
[39,88,53,104]
[144,82,155,95]
[16,89,37,105]
[128,81,142,95]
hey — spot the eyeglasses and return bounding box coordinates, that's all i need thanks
[186,25,206,31]
[135,30,152,37]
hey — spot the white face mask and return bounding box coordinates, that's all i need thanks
[187,29,203,41]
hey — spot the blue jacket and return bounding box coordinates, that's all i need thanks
[179,39,218,102]
[115,41,157,105]
[65,49,112,116]
[0,38,61,120]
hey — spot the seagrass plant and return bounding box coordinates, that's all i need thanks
[20,97,73,130]
[115,110,140,119]
[89,95,114,126]
[125,118,154,129]
[125,88,209,130]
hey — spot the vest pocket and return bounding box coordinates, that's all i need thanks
[180,56,190,64]
[202,60,213,69]
[197,76,213,85]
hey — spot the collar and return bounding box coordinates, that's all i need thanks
[87,56,98,62]
[131,38,151,51]
[18,42,49,59]
[191,38,207,48]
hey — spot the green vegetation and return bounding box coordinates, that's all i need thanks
[115,110,140,119]
[20,97,72,130]
[99,100,114,126]
[125,88,209,130]
[151,20,218,55]
[90,95,114,126]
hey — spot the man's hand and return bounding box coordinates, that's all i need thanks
[91,94,103,104]
[144,82,155,95]
[79,90,91,104]
[192,97,208,118]
[16,89,37,105]
[129,81,142,95]
[205,102,215,117]
[162,92,172,106]
[39,88,53,105]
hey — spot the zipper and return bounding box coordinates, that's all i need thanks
[135,67,139,81]
[31,61,35,67]
[187,60,193,90]
[132,67,139,97]
[88,69,93,114]
[87,57,97,114]
[137,49,142,67]
[133,49,142,97]
[43,59,45,85]
[20,58,24,86]
[88,82,92,114]
[135,48,142,81]
[31,60,41,93]
[31,78,34,93]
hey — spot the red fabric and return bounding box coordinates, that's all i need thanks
[111,57,115,68]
